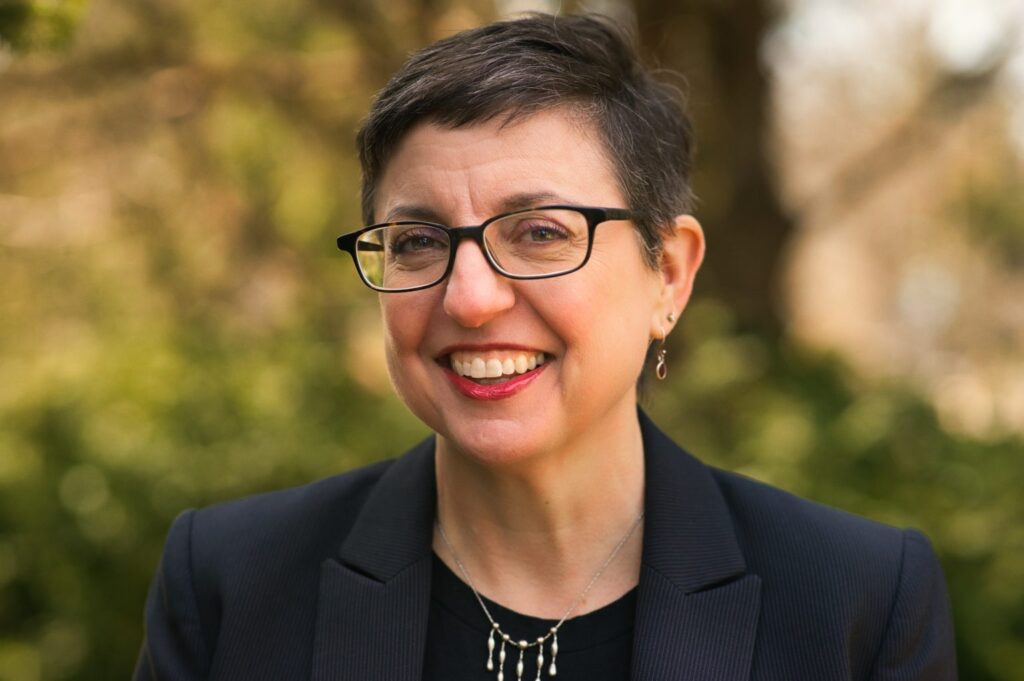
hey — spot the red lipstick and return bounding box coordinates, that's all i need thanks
[443,363,547,400]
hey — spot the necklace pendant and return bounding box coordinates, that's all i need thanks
[548,630,559,676]
[487,625,498,671]
[495,636,507,681]
[515,642,526,681]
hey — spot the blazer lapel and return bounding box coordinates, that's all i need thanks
[632,413,762,681]
[311,438,437,681]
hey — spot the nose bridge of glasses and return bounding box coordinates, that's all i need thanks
[448,223,495,270]
[447,223,497,268]
[447,223,488,246]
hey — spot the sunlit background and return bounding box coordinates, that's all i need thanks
[1,0,1022,679]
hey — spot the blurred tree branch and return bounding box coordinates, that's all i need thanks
[795,53,1012,222]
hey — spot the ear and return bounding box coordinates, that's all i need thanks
[650,214,705,337]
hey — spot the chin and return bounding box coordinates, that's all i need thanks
[434,414,561,467]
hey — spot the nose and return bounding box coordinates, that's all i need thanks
[442,239,516,327]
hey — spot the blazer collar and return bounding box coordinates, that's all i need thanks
[632,410,761,681]
[336,436,437,580]
[311,437,437,681]
[313,412,760,681]
[637,409,747,591]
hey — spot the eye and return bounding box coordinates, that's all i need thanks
[517,219,570,243]
[390,228,446,254]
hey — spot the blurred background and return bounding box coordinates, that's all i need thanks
[1,0,1022,678]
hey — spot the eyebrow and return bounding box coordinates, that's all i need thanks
[381,191,576,225]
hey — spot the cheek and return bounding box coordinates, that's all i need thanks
[380,291,432,349]
[380,295,433,388]
[549,262,659,377]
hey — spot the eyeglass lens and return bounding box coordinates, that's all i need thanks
[354,208,590,290]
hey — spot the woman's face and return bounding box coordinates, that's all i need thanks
[375,109,675,465]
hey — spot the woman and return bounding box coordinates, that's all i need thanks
[135,14,956,681]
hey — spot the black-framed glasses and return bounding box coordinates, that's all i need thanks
[336,205,635,292]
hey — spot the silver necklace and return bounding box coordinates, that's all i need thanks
[436,512,644,681]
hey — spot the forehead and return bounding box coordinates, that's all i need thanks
[375,108,624,222]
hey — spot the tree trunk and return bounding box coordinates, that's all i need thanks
[634,0,793,333]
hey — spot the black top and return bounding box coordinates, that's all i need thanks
[423,554,636,681]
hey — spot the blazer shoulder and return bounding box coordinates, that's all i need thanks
[707,467,955,677]
[187,457,396,567]
[709,467,914,598]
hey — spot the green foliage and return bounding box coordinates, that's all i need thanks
[0,0,87,51]
[955,162,1024,269]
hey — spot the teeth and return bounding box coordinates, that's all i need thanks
[450,351,547,379]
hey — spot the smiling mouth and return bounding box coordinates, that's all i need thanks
[446,350,548,384]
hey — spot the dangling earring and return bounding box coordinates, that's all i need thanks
[655,312,675,381]
[655,325,668,380]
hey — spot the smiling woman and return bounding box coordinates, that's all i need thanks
[134,14,957,681]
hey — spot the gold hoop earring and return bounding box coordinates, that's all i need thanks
[655,324,668,380]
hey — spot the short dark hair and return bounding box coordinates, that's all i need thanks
[356,13,695,267]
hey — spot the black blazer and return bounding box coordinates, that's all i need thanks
[135,412,956,680]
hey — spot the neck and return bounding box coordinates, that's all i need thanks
[433,405,645,619]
